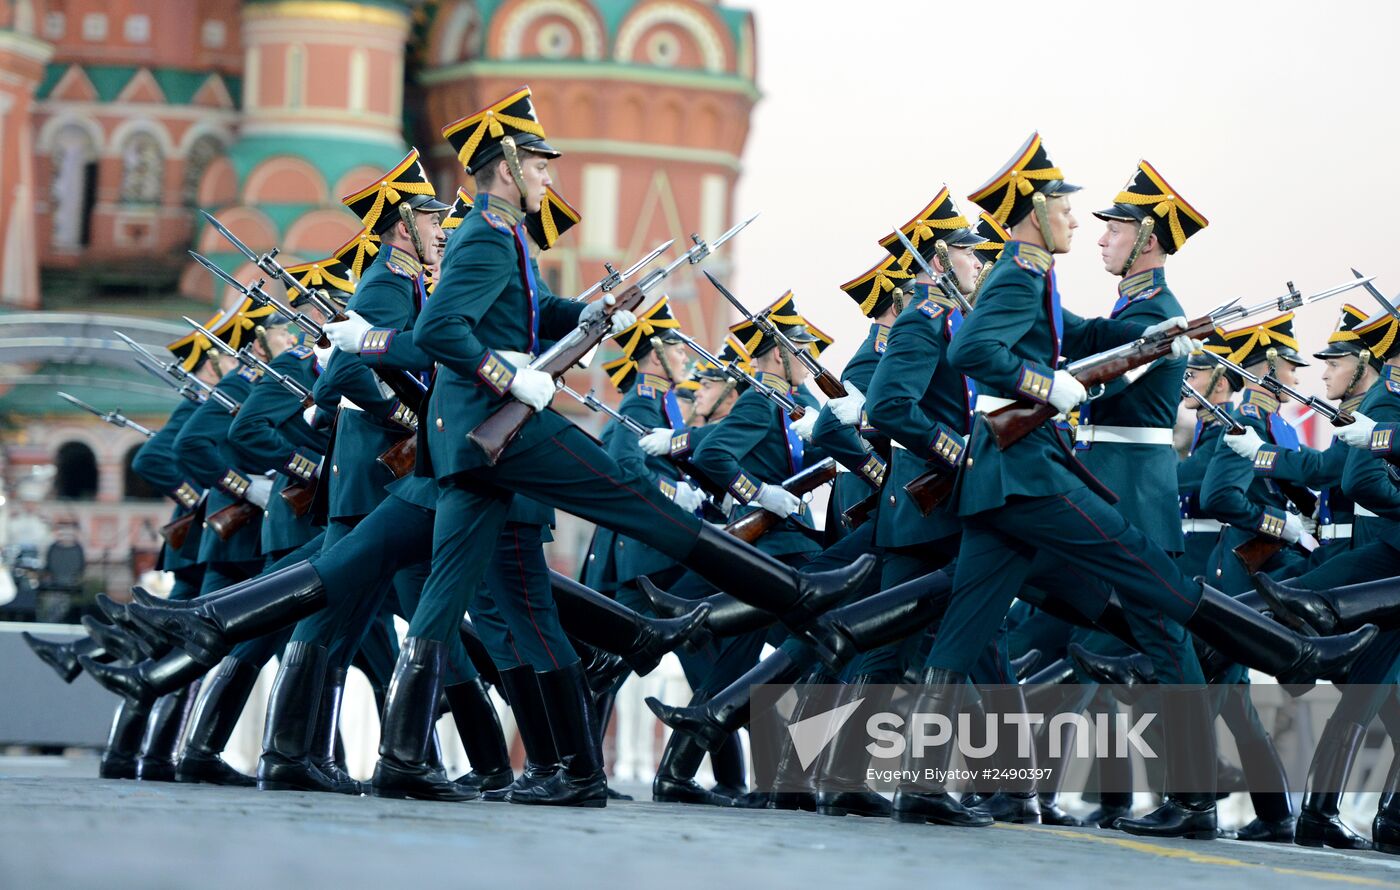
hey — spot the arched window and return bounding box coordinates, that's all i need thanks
[119,131,163,205]
[122,444,160,500]
[50,124,98,249]
[182,134,224,207]
[54,442,98,501]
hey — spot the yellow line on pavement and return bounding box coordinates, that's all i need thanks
[995,824,1400,888]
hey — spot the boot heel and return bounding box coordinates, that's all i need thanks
[818,806,849,818]
[892,811,929,824]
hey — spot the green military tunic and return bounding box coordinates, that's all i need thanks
[1177,415,1227,576]
[1198,388,1305,591]
[228,344,329,557]
[1072,268,1188,553]
[1340,369,1400,546]
[177,364,266,566]
[133,397,206,576]
[866,290,974,551]
[691,370,830,558]
[810,322,889,539]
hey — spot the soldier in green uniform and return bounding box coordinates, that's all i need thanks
[171,251,347,788]
[361,86,871,807]
[908,133,1375,838]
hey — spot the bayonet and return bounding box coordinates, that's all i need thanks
[703,271,846,399]
[58,392,155,438]
[570,240,674,302]
[891,227,974,314]
[1350,268,1400,321]
[1179,381,1245,435]
[673,330,805,420]
[114,330,239,414]
[183,316,313,406]
[1207,353,1354,426]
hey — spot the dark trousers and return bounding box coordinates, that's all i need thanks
[408,421,700,641]
[926,487,1206,684]
[469,522,578,671]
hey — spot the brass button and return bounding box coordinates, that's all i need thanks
[436,418,444,431]
[965,458,974,468]
[332,465,338,474]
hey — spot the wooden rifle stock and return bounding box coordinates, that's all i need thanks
[376,435,417,478]
[721,459,840,544]
[902,468,957,516]
[469,283,649,465]
[984,314,1216,450]
[206,500,263,541]
[841,491,881,529]
[812,369,846,400]
[279,479,317,517]
[1233,535,1286,576]
[159,494,205,549]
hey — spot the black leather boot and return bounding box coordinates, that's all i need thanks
[1374,753,1400,855]
[458,620,501,689]
[638,578,779,638]
[508,661,607,807]
[260,643,347,794]
[797,571,952,673]
[444,677,514,793]
[679,524,876,634]
[652,730,736,806]
[81,648,208,708]
[97,594,172,660]
[177,656,259,786]
[816,677,892,818]
[710,730,747,798]
[1116,688,1219,840]
[1187,581,1377,682]
[22,632,96,683]
[1254,572,1400,635]
[1295,720,1372,850]
[128,562,326,666]
[80,616,143,665]
[891,668,992,828]
[1011,650,1043,681]
[1034,684,1094,827]
[137,680,199,781]
[645,648,805,752]
[304,666,364,794]
[484,665,558,802]
[971,685,1041,824]
[99,700,151,780]
[371,638,477,802]
[551,573,711,676]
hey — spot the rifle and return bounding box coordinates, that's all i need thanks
[723,458,839,543]
[206,488,268,541]
[115,331,240,415]
[1350,268,1400,320]
[159,491,206,549]
[1208,353,1355,428]
[188,248,429,416]
[890,227,974,315]
[983,277,1372,450]
[182,315,315,409]
[673,330,805,421]
[703,271,847,399]
[57,392,154,438]
[568,243,672,302]
[557,383,726,518]
[1180,381,1246,434]
[469,217,757,465]
[841,491,881,528]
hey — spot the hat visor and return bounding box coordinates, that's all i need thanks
[518,137,561,159]
[414,196,452,213]
[1312,344,1361,360]
[1044,180,1081,197]
[779,325,817,344]
[946,227,986,248]
[1091,204,1144,223]
[1281,353,1310,367]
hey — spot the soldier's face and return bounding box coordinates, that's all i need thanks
[695,379,726,417]
[261,324,297,358]
[523,157,552,213]
[662,340,689,370]
[1183,367,1220,406]
[1097,219,1138,275]
[948,247,981,295]
[415,211,445,266]
[1046,196,1077,253]
[1321,356,1360,400]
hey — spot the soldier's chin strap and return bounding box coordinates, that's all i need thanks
[207,353,224,377]
[890,286,905,315]
[254,324,271,358]
[1346,349,1372,399]
[397,203,429,265]
[969,261,994,306]
[1031,192,1056,254]
[650,337,679,386]
[933,239,967,298]
[1118,217,1156,278]
[700,380,737,424]
[501,136,531,214]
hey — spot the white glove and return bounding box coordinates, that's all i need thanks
[313,343,334,366]
[1281,511,1304,544]
[754,483,801,517]
[323,310,373,354]
[1301,515,1320,537]
[1334,411,1378,448]
[828,385,865,427]
[302,406,318,427]
[1048,369,1089,414]
[1223,427,1265,461]
[1142,316,1201,359]
[639,427,673,456]
[246,476,273,509]
[579,294,637,337]
[507,367,555,411]
[790,410,818,442]
[672,481,705,513]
